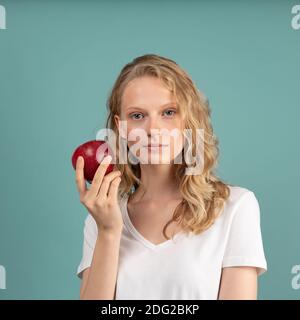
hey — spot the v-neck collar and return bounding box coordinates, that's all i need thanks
[120,193,185,251]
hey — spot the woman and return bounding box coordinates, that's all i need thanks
[75,54,267,300]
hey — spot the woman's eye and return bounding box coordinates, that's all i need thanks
[129,109,176,120]
[130,113,143,120]
[164,109,176,117]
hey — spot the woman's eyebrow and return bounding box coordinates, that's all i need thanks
[126,102,178,112]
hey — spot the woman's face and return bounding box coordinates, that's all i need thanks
[115,76,185,165]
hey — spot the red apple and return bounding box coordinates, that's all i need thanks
[71,140,114,183]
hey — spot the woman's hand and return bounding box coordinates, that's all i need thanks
[75,155,123,234]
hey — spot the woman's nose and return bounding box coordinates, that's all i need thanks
[145,116,163,136]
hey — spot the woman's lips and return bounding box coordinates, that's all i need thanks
[143,144,168,147]
[142,144,168,152]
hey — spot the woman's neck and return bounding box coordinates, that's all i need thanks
[131,163,181,202]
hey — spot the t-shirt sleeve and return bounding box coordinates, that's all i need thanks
[222,191,268,276]
[76,214,98,279]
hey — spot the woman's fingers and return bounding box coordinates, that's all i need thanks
[107,176,122,201]
[97,171,122,201]
[88,155,113,198]
[76,154,121,205]
[75,156,87,199]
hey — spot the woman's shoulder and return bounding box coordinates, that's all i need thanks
[226,184,256,203]
[221,184,260,219]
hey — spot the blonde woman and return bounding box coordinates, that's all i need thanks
[75,54,267,300]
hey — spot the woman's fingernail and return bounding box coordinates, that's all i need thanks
[103,155,112,163]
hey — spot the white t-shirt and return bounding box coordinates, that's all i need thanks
[76,185,268,299]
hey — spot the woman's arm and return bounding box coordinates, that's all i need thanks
[217,266,258,300]
[75,155,123,300]
[80,229,122,300]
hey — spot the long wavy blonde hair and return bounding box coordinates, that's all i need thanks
[105,54,232,240]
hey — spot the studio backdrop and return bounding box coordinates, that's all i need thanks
[0,0,299,299]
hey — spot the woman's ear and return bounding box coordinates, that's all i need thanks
[114,114,127,139]
[114,115,119,130]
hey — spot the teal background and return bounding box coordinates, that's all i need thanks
[0,0,299,299]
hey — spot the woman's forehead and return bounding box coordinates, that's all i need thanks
[122,77,175,107]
